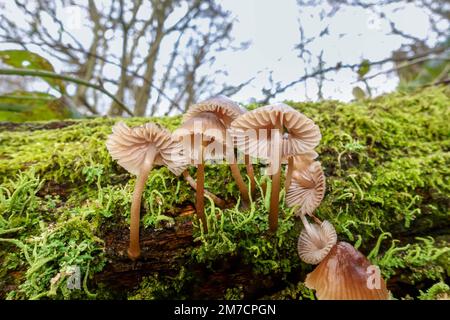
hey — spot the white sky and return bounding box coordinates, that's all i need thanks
[0,0,446,114]
[219,0,438,103]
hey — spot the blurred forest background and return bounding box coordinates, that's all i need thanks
[0,0,448,121]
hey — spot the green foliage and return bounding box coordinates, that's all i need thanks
[0,171,105,299]
[396,40,450,91]
[369,235,449,283]
[357,59,371,79]
[418,282,450,300]
[0,50,80,122]
[0,91,78,122]
[128,268,190,300]
[191,180,300,275]
[265,282,315,300]
[0,50,65,92]
[352,86,367,100]
[224,286,245,300]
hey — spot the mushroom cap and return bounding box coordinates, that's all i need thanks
[282,147,318,165]
[230,103,321,160]
[305,241,390,300]
[286,161,325,216]
[298,220,337,264]
[184,95,243,127]
[106,122,187,176]
[173,112,227,144]
[173,112,228,163]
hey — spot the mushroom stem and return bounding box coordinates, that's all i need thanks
[196,162,207,232]
[182,170,225,208]
[300,213,315,236]
[128,147,156,260]
[196,144,208,233]
[245,154,256,196]
[229,162,250,206]
[312,215,323,225]
[269,126,283,232]
[285,156,293,190]
[299,213,323,245]
[269,162,281,232]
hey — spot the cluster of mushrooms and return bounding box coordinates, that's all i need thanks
[106,96,389,300]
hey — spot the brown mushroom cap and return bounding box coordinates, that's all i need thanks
[172,112,227,163]
[298,219,337,264]
[288,150,318,165]
[286,161,325,216]
[305,241,390,300]
[173,112,227,144]
[282,147,318,165]
[231,103,321,159]
[183,95,244,127]
[106,122,187,176]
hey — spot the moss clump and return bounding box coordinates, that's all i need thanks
[264,282,315,300]
[0,87,449,299]
[190,179,300,276]
[128,268,190,300]
[418,282,450,300]
[369,234,449,284]
[0,171,106,299]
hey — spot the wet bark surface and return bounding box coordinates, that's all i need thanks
[94,220,285,299]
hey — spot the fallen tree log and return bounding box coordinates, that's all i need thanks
[0,87,449,300]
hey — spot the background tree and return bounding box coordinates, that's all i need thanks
[0,0,250,116]
[260,0,449,102]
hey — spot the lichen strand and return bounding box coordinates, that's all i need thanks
[0,87,449,299]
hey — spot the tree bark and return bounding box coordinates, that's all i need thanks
[94,207,290,299]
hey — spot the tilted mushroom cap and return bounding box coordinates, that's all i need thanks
[286,161,325,216]
[282,146,318,165]
[305,241,390,300]
[106,122,187,176]
[231,103,321,160]
[183,95,244,127]
[298,220,337,264]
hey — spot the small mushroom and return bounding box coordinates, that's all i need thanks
[106,122,187,260]
[231,103,321,231]
[297,214,337,264]
[304,241,390,300]
[173,112,228,232]
[284,150,318,191]
[184,95,244,127]
[184,96,256,198]
[286,160,325,216]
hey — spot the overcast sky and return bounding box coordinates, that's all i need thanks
[219,0,440,103]
[0,0,445,114]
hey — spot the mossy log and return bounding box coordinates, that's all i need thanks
[0,87,449,300]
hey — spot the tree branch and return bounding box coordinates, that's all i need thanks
[0,68,134,116]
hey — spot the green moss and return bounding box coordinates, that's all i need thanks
[224,286,245,300]
[368,234,449,284]
[0,171,106,299]
[0,87,449,299]
[264,282,315,300]
[128,268,190,300]
[190,179,300,275]
[418,282,450,300]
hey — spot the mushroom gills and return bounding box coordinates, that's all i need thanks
[304,241,390,300]
[297,216,337,265]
